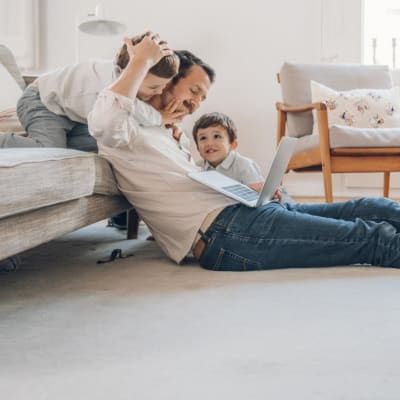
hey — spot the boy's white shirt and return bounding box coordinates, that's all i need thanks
[37,59,162,128]
[197,150,263,184]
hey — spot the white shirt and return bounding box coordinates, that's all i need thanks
[37,60,162,126]
[88,90,236,263]
[198,150,263,184]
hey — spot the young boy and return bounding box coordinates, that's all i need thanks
[0,32,184,150]
[192,112,264,192]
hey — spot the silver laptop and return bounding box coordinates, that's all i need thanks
[189,136,298,207]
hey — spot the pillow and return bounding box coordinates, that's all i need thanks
[0,63,22,110]
[310,81,400,135]
[0,64,24,133]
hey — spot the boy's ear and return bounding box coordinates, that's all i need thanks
[230,139,238,150]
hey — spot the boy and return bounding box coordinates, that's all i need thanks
[0,32,184,150]
[192,112,264,192]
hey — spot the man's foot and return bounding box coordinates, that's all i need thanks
[0,255,21,272]
[107,211,128,230]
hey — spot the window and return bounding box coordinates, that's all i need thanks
[0,0,39,70]
[363,0,400,68]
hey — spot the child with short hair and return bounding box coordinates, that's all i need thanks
[0,31,183,150]
[192,112,264,192]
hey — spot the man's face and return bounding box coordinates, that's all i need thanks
[161,65,212,121]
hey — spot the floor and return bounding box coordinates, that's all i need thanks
[1,220,400,399]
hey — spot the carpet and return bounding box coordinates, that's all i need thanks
[1,221,400,399]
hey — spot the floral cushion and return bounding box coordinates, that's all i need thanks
[310,80,400,135]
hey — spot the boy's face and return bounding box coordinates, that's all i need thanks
[196,125,237,167]
[138,73,172,102]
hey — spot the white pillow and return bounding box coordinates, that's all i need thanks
[0,63,22,110]
[310,80,400,135]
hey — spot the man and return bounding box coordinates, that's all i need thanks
[89,37,400,271]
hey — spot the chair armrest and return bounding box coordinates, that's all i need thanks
[275,101,330,155]
[276,102,327,112]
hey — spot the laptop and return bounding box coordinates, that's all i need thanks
[188,136,298,207]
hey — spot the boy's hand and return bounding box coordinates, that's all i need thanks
[160,99,187,125]
[247,182,263,193]
[123,32,173,68]
[273,188,283,201]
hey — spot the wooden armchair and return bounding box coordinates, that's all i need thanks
[276,63,400,202]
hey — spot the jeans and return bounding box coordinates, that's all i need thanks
[198,197,400,271]
[0,86,98,152]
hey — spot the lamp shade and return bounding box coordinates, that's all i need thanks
[78,17,126,36]
[77,4,125,36]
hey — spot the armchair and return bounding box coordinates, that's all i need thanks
[276,63,400,202]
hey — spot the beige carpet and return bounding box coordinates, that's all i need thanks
[1,221,400,399]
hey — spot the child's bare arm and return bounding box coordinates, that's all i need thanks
[247,182,264,193]
[247,184,282,201]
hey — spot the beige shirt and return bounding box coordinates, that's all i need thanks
[37,60,162,127]
[88,90,236,263]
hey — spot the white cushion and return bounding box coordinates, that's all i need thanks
[311,81,400,135]
[0,63,24,133]
[0,148,120,219]
[0,64,22,110]
[330,125,400,148]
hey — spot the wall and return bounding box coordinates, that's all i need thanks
[37,0,370,197]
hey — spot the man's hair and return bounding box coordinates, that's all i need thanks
[172,50,216,86]
[192,112,237,145]
[115,33,179,79]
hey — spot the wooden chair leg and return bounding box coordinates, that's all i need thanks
[383,172,390,198]
[322,165,333,203]
[127,208,140,239]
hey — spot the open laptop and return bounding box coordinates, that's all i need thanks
[188,136,298,207]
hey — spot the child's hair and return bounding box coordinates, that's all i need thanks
[115,32,179,79]
[192,112,238,145]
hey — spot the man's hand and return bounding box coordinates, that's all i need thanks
[123,32,173,68]
[160,99,187,125]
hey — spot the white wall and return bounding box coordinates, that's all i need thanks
[37,0,369,197]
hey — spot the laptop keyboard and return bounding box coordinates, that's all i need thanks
[222,184,259,201]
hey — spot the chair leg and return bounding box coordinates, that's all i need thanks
[127,208,140,239]
[322,165,333,203]
[383,172,390,198]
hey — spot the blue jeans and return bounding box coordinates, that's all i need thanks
[0,86,98,152]
[198,197,400,271]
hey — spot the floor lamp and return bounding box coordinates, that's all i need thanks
[75,4,126,62]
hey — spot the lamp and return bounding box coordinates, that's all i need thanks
[75,4,126,62]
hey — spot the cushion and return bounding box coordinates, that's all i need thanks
[279,63,393,138]
[311,81,400,135]
[0,148,120,219]
[0,63,22,111]
[329,125,400,148]
[0,56,24,133]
